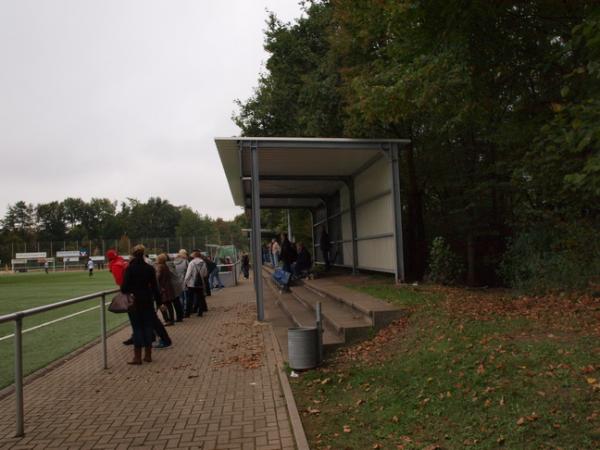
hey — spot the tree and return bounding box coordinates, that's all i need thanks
[62,198,86,232]
[176,207,217,243]
[36,201,66,241]
[234,3,343,137]
[2,201,35,240]
[124,197,181,238]
[235,0,598,288]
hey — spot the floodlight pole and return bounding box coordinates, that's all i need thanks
[249,141,264,321]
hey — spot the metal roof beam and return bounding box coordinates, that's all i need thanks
[242,175,347,182]
[244,194,325,200]
[234,137,411,150]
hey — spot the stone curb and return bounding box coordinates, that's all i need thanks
[266,322,310,450]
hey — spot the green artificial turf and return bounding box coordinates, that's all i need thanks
[291,279,600,449]
[0,271,128,389]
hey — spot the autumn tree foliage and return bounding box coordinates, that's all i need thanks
[235,0,600,291]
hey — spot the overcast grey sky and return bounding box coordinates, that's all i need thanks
[0,0,303,220]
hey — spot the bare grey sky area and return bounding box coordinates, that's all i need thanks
[0,0,303,220]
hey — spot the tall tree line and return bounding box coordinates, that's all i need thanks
[235,1,600,290]
[0,197,250,260]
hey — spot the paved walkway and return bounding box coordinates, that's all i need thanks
[0,278,296,450]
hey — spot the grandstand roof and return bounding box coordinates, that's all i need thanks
[214,137,410,209]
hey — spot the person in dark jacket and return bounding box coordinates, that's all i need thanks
[280,233,295,274]
[293,242,312,277]
[201,255,215,296]
[320,228,331,270]
[155,253,175,326]
[241,252,250,279]
[121,245,161,365]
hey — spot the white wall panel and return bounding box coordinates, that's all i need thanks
[353,157,395,272]
[357,237,395,272]
[356,195,393,237]
[354,158,391,203]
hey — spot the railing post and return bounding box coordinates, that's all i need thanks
[315,302,323,365]
[100,293,108,369]
[14,314,24,437]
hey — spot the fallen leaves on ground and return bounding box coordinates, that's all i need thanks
[335,316,409,363]
[434,286,600,336]
[209,302,265,369]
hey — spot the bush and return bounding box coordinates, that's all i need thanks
[499,221,600,293]
[427,236,464,285]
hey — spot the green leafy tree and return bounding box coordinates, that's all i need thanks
[81,198,117,238]
[2,201,35,240]
[36,201,67,241]
[235,0,598,289]
[124,197,181,238]
[176,207,218,243]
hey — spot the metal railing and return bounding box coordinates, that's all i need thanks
[0,288,119,438]
[216,260,242,286]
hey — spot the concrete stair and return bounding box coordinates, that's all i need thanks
[261,266,405,355]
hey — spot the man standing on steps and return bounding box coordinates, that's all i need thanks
[320,228,331,270]
[280,233,295,274]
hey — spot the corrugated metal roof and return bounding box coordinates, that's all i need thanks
[214,137,410,208]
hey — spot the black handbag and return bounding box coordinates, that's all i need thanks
[108,292,134,313]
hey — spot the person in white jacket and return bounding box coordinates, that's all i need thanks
[184,251,208,317]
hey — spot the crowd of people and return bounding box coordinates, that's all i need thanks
[106,245,228,365]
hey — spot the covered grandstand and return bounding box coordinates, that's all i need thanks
[215,137,410,320]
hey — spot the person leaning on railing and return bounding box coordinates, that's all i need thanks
[120,244,161,365]
[207,255,224,289]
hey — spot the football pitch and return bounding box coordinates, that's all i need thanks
[0,271,129,389]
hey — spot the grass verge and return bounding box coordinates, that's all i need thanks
[290,278,600,449]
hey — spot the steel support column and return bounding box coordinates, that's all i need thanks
[287,209,293,242]
[250,142,264,321]
[390,143,405,283]
[309,210,315,262]
[323,200,329,264]
[347,179,358,274]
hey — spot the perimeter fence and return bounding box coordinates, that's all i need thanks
[0,236,246,271]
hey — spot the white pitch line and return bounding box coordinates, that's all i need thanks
[0,302,109,342]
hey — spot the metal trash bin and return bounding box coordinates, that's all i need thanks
[288,327,318,370]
